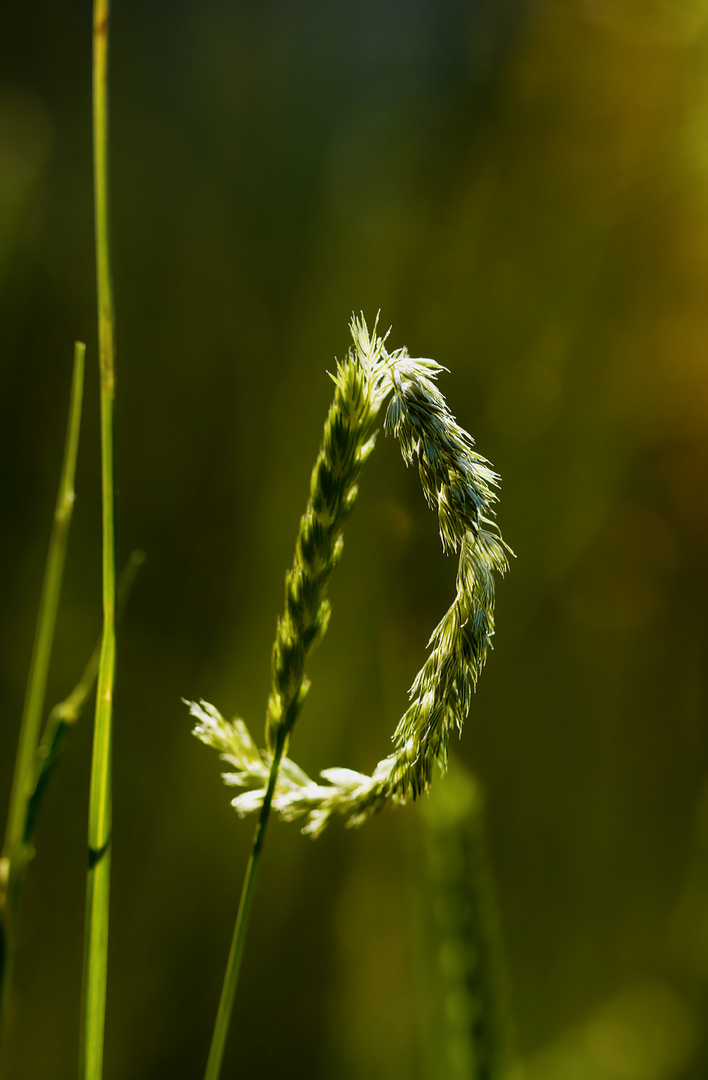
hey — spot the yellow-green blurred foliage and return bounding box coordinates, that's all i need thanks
[1,1,708,1077]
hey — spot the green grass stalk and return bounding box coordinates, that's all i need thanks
[193,316,511,1074]
[199,321,386,1079]
[204,728,287,1080]
[79,1,116,1077]
[0,340,85,1061]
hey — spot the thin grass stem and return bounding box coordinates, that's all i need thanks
[79,1,116,1077]
[204,728,287,1080]
[199,324,389,1077]
[0,340,85,1063]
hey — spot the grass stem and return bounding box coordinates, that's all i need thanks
[0,340,85,1065]
[79,1,116,1077]
[204,728,287,1080]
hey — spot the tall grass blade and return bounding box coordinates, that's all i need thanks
[80,1,116,1077]
[0,340,85,1062]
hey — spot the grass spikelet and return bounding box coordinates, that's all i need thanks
[191,315,398,1080]
[264,316,388,753]
[192,315,511,838]
[189,315,510,1078]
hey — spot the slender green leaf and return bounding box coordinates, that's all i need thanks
[80,1,116,1076]
[0,340,85,1059]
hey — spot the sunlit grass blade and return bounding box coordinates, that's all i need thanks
[0,340,86,1060]
[80,1,116,1077]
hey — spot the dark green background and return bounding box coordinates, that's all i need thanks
[2,1,708,1076]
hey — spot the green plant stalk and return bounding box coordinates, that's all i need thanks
[0,340,85,1059]
[80,1,116,1077]
[200,324,384,1079]
[204,728,287,1080]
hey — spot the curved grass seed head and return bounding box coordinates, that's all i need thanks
[190,315,511,835]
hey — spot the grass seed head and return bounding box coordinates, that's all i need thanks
[190,317,511,834]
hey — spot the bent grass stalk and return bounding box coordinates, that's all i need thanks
[80,1,116,1078]
[201,319,385,1080]
[26,551,145,846]
[0,341,85,1059]
[191,316,511,1078]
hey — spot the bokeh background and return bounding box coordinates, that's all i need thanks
[2,0,708,1077]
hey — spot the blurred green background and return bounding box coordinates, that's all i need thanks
[2,0,708,1077]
